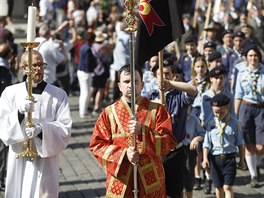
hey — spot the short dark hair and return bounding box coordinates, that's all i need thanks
[0,42,12,58]
[86,31,96,44]
[118,64,143,82]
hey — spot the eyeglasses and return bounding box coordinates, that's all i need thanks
[32,63,47,69]
[22,63,47,70]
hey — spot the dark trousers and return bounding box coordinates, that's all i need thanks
[57,73,70,96]
[0,67,12,186]
[163,146,186,198]
[0,140,7,186]
[184,146,198,192]
[0,67,12,95]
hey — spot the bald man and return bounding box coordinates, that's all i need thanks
[0,50,72,197]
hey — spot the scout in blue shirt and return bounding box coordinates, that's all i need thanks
[234,44,264,188]
[148,62,197,198]
[203,41,217,62]
[200,66,234,130]
[182,111,205,197]
[227,31,245,82]
[202,94,245,198]
[189,55,210,117]
[178,35,200,82]
[217,30,234,57]
[207,51,222,71]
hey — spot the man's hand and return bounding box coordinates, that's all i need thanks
[25,124,42,138]
[128,119,142,135]
[126,146,140,165]
[18,99,35,114]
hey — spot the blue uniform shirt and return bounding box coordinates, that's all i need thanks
[217,46,233,76]
[179,53,195,82]
[231,60,247,94]
[148,89,194,142]
[227,49,242,80]
[182,114,206,146]
[200,88,234,130]
[235,63,264,103]
[203,115,244,155]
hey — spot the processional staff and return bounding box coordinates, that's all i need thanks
[18,5,40,160]
[124,0,138,197]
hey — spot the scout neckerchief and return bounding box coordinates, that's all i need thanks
[214,114,231,145]
[248,69,260,95]
[233,48,242,57]
[209,88,224,97]
[196,77,207,96]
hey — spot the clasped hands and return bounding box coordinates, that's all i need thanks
[18,99,42,139]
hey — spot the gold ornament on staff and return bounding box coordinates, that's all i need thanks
[124,0,137,33]
[18,42,40,160]
[124,0,138,197]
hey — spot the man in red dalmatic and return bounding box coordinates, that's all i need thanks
[90,65,177,197]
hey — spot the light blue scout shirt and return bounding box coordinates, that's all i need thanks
[203,115,244,155]
[200,88,234,130]
[189,77,209,108]
[182,114,206,146]
[235,63,264,103]
[231,60,247,94]
[141,70,158,97]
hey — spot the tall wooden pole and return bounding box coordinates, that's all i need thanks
[192,0,201,29]
[198,0,212,54]
[158,51,165,104]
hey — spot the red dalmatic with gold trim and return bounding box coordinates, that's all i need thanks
[90,96,176,197]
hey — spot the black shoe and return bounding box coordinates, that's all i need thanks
[87,107,93,112]
[193,177,202,190]
[257,166,261,178]
[91,109,101,117]
[250,177,259,188]
[0,184,5,191]
[204,179,212,194]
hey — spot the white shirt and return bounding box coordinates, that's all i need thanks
[39,0,54,20]
[35,37,66,84]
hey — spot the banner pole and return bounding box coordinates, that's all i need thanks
[158,50,165,105]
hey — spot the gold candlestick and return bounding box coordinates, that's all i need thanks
[18,42,40,160]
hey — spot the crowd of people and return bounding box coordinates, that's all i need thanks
[0,0,264,197]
